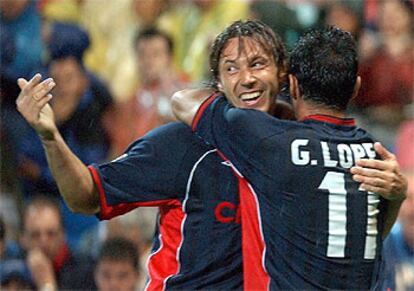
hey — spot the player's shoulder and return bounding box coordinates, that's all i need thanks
[145,122,193,138]
[125,122,206,154]
[226,108,297,139]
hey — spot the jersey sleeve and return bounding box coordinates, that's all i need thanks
[89,123,191,220]
[192,95,279,174]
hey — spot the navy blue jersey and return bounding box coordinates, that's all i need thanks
[89,122,243,290]
[193,95,388,290]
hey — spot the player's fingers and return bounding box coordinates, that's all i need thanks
[359,183,385,196]
[36,94,53,109]
[32,78,55,101]
[24,73,42,91]
[17,78,29,90]
[350,166,389,178]
[374,142,396,161]
[352,174,388,189]
[354,158,390,171]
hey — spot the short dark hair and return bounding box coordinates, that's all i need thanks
[134,26,174,55]
[97,237,139,271]
[289,26,358,111]
[209,19,287,89]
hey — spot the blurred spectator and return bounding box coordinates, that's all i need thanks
[14,21,112,247]
[0,202,21,256]
[158,0,248,82]
[103,27,190,156]
[38,0,81,23]
[0,29,25,241]
[78,208,157,289]
[1,217,33,290]
[95,237,141,291]
[0,0,43,80]
[352,0,413,148]
[0,260,35,291]
[0,215,22,260]
[382,120,414,290]
[106,208,157,289]
[249,0,304,49]
[324,0,363,39]
[20,195,96,290]
[396,121,414,170]
[78,0,168,101]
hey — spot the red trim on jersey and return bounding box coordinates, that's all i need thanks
[191,93,220,132]
[145,203,185,291]
[238,177,270,291]
[302,114,356,126]
[215,152,270,290]
[88,166,180,220]
[88,165,186,289]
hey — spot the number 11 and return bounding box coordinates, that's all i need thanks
[318,171,380,259]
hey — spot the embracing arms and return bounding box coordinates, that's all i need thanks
[351,143,407,238]
[172,88,407,239]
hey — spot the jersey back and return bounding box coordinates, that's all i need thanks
[194,96,387,290]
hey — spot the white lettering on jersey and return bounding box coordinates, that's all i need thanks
[290,139,375,169]
[291,139,310,165]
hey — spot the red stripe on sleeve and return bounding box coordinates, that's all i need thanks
[191,93,220,132]
[88,165,181,220]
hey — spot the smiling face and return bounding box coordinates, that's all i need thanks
[217,37,281,112]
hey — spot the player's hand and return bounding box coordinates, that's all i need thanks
[16,74,57,140]
[351,142,407,201]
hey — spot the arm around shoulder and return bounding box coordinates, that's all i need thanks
[350,142,407,239]
[171,88,215,126]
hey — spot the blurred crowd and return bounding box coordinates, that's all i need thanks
[0,0,413,290]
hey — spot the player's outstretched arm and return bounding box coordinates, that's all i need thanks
[172,88,214,126]
[16,74,99,214]
[351,142,407,239]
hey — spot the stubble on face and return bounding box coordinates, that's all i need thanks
[217,37,280,113]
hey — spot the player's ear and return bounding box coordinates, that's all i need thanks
[289,74,300,100]
[277,67,288,86]
[350,76,361,101]
[216,80,224,92]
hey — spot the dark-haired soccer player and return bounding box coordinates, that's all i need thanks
[172,26,406,289]
[16,21,406,290]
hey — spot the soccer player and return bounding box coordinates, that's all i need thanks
[16,21,405,290]
[172,26,407,289]
[15,20,288,290]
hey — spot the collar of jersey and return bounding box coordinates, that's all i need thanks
[301,114,356,126]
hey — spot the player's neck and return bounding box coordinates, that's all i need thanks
[296,102,346,121]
